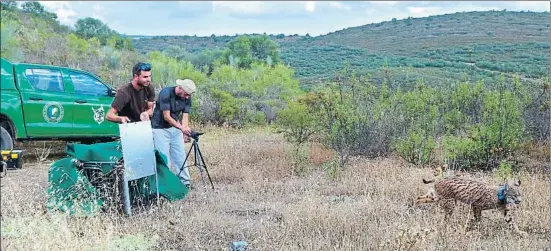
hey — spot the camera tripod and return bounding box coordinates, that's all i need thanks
[178,131,214,190]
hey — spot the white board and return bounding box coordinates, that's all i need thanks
[118,121,156,181]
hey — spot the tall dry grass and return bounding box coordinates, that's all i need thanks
[1,126,549,250]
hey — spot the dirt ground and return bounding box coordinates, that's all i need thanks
[1,128,549,250]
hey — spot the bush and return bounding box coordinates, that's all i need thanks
[495,161,513,181]
[275,101,319,146]
[442,134,483,170]
[395,129,436,165]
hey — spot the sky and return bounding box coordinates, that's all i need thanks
[36,1,551,37]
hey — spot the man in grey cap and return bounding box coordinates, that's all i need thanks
[151,78,196,188]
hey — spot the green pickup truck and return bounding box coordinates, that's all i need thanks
[1,57,120,150]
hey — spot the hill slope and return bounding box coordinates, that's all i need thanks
[131,10,550,87]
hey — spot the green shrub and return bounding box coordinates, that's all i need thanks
[251,111,266,125]
[275,101,319,146]
[395,129,436,165]
[442,134,483,170]
[495,161,513,181]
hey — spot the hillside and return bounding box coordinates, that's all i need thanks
[130,10,550,88]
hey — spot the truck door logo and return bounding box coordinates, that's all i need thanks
[92,105,105,124]
[42,102,64,123]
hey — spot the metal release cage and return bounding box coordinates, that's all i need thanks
[75,159,125,213]
[75,158,158,214]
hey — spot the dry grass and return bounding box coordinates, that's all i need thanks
[1,127,549,250]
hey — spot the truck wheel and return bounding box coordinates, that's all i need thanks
[0,126,13,150]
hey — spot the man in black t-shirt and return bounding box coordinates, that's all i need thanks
[151,79,196,188]
[106,62,156,124]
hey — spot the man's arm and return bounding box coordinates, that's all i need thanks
[181,113,191,143]
[140,101,154,121]
[146,101,154,116]
[106,107,130,123]
[107,92,130,123]
[181,98,192,134]
[140,86,156,121]
[145,85,156,117]
[181,113,189,129]
[163,110,183,130]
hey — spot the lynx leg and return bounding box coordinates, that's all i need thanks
[503,207,527,236]
[439,198,455,220]
[472,206,482,222]
[466,205,483,231]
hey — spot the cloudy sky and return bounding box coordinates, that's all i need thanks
[38,1,550,37]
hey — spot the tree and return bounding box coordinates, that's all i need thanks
[21,1,45,15]
[187,49,224,75]
[222,35,281,68]
[224,36,252,68]
[249,35,281,65]
[210,88,239,124]
[123,38,134,51]
[74,17,116,44]
[163,45,187,60]
[20,1,57,20]
[1,0,17,11]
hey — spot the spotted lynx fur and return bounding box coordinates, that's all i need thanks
[414,176,526,236]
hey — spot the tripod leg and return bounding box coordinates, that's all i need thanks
[194,141,206,188]
[179,143,194,178]
[195,144,214,190]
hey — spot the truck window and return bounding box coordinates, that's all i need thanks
[24,68,64,93]
[69,71,109,96]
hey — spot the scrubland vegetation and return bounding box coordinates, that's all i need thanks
[1,1,549,250]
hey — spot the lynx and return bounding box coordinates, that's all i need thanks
[414,177,526,236]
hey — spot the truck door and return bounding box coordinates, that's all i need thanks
[67,70,119,137]
[15,65,74,137]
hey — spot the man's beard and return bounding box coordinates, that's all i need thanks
[137,81,149,87]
